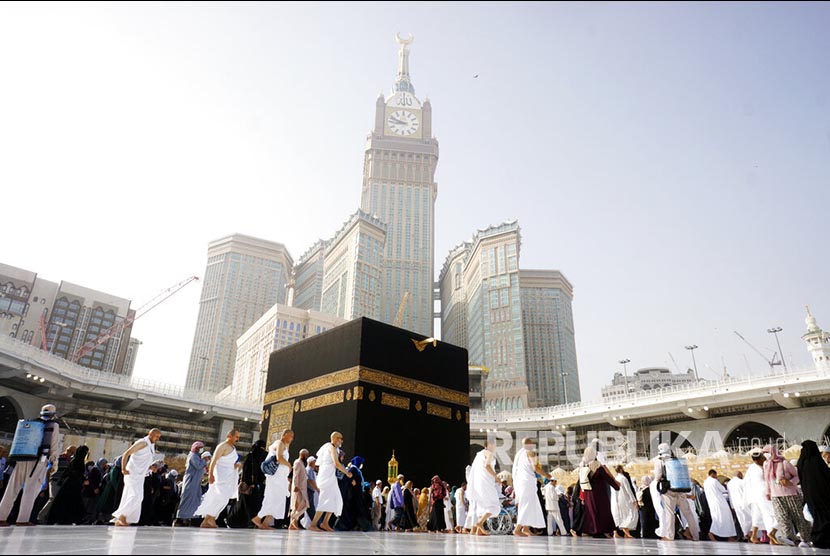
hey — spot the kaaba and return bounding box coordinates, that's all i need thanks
[259,317,470,487]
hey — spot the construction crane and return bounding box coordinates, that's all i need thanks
[667,352,681,373]
[393,291,410,328]
[733,330,781,370]
[68,275,200,362]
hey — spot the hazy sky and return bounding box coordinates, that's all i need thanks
[2,2,829,402]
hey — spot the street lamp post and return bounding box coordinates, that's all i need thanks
[618,359,631,396]
[767,327,788,374]
[685,345,700,382]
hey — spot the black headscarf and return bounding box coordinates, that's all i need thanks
[242,440,267,487]
[68,445,90,476]
[797,440,830,549]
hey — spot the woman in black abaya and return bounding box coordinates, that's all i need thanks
[798,440,830,549]
[47,445,89,524]
[335,456,372,531]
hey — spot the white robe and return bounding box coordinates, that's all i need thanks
[743,464,777,531]
[704,477,736,538]
[315,442,342,515]
[511,448,545,528]
[455,488,468,530]
[258,443,290,519]
[196,446,238,518]
[649,480,665,538]
[542,482,567,535]
[542,482,558,513]
[726,476,752,535]
[611,472,639,530]
[111,436,155,524]
[468,449,501,519]
[463,466,477,529]
[444,490,453,529]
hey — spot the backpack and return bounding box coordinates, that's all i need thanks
[658,457,692,494]
[260,455,278,476]
[9,420,45,462]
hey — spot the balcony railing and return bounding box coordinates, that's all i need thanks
[472,364,827,424]
[0,334,259,413]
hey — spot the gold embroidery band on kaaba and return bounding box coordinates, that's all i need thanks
[263,366,469,407]
[381,392,410,410]
[426,402,452,420]
[300,390,345,412]
[264,368,360,405]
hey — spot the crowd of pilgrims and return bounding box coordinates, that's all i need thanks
[1,430,829,549]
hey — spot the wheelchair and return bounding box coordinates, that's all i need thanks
[484,503,517,535]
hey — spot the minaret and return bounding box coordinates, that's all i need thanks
[803,305,830,371]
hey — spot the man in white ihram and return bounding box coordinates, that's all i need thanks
[196,429,241,528]
[252,429,294,530]
[467,438,502,536]
[726,470,752,538]
[704,469,737,541]
[112,428,162,526]
[309,431,352,532]
[611,464,639,538]
[512,437,549,536]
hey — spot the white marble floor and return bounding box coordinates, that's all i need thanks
[0,527,827,555]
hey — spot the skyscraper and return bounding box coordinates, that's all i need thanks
[519,269,579,406]
[221,303,346,404]
[292,240,327,311]
[439,222,581,409]
[440,222,529,409]
[185,234,293,394]
[359,34,438,336]
[320,210,386,321]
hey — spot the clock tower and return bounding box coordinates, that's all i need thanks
[360,33,438,336]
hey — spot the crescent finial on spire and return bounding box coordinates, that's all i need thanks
[393,32,415,94]
[395,32,414,47]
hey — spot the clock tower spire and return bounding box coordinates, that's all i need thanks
[359,34,439,337]
[394,32,415,94]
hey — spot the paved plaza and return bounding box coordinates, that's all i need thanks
[1,527,829,555]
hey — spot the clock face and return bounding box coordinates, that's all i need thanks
[387,110,420,136]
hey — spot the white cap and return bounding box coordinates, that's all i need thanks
[376,480,382,484]
[201,451,212,459]
[307,456,316,463]
[820,445,830,454]
[397,474,404,479]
